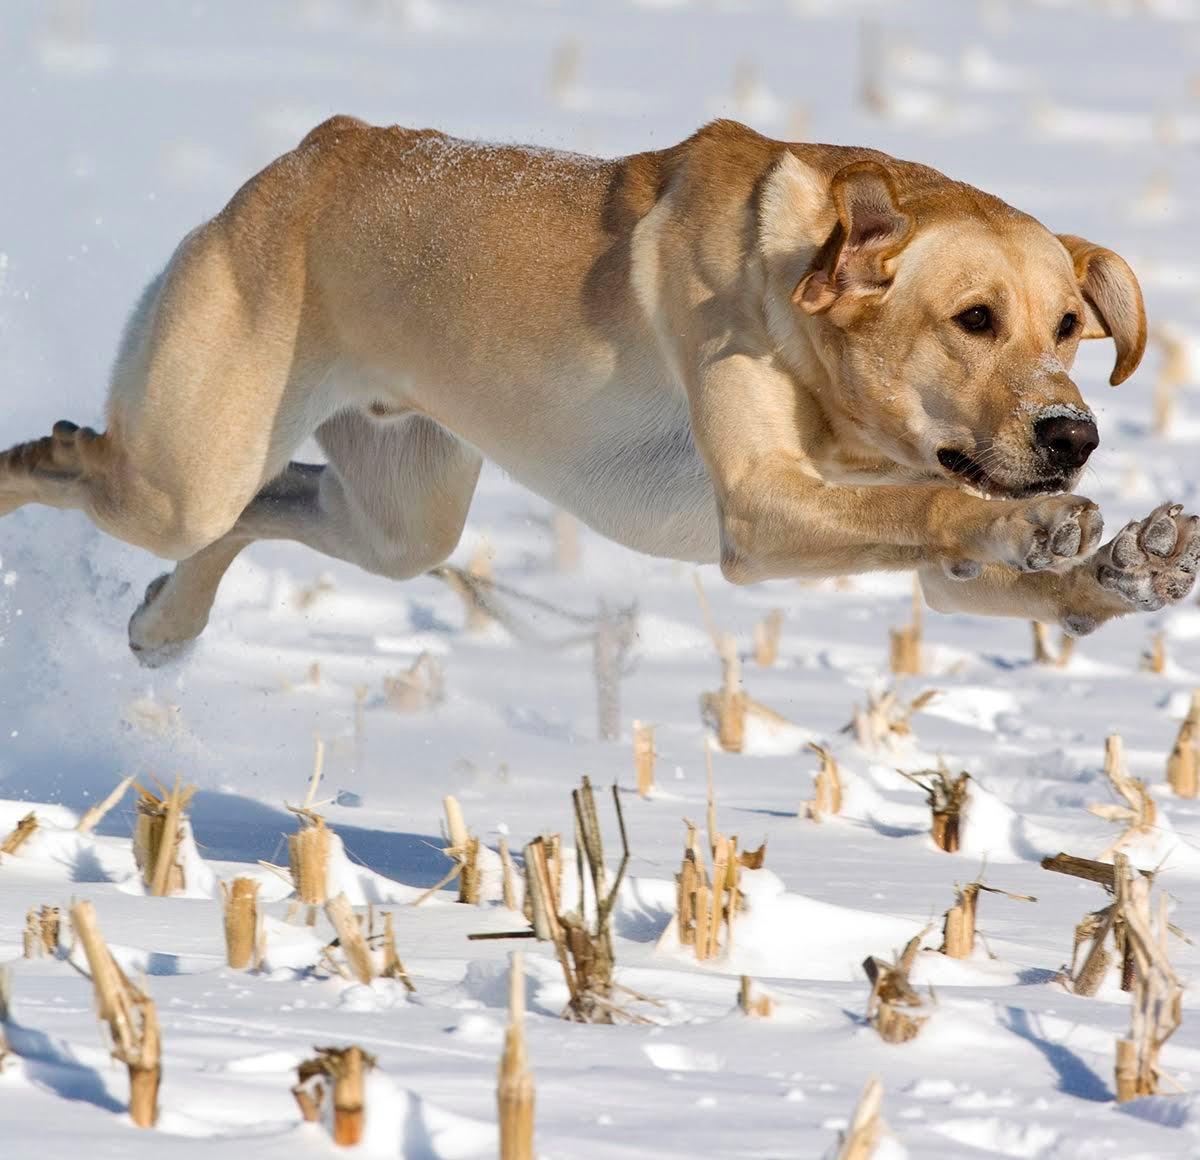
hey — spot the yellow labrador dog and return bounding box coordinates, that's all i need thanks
[1,117,1195,664]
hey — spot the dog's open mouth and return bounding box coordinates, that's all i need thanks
[936,448,1066,499]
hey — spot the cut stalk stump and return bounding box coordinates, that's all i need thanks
[864,931,932,1044]
[633,720,656,798]
[23,905,61,960]
[1,812,38,858]
[69,901,161,1128]
[221,877,259,970]
[889,578,923,676]
[847,687,937,754]
[900,764,969,853]
[293,1045,376,1146]
[1167,691,1200,798]
[498,951,535,1160]
[833,1077,886,1160]
[939,879,1035,960]
[133,776,196,897]
[805,742,843,821]
[753,609,784,667]
[287,805,332,923]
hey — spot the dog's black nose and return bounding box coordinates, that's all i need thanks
[1034,415,1098,471]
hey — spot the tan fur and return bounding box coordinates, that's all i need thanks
[0,117,1190,662]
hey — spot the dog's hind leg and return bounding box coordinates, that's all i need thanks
[0,191,332,562]
[128,412,482,665]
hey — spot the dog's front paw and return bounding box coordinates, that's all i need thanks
[980,494,1104,573]
[1091,502,1200,612]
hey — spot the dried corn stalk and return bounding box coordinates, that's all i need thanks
[439,539,496,633]
[0,812,38,858]
[222,878,259,970]
[699,639,796,753]
[324,894,375,985]
[1032,621,1075,668]
[846,687,938,753]
[498,951,535,1160]
[287,806,332,921]
[738,975,773,1018]
[1044,852,1145,997]
[805,743,843,821]
[673,821,741,962]
[753,609,784,667]
[901,764,970,853]
[863,932,931,1044]
[377,912,415,991]
[498,837,520,911]
[1140,631,1167,675]
[888,578,923,675]
[702,633,746,753]
[1114,858,1183,1101]
[675,824,704,949]
[76,776,134,834]
[133,778,196,896]
[295,573,334,610]
[1070,901,1124,997]
[1151,323,1189,438]
[1167,692,1200,798]
[23,909,55,961]
[69,901,161,1128]
[383,651,445,713]
[940,883,979,960]
[833,1077,885,1160]
[522,779,636,1023]
[633,720,656,798]
[466,539,495,631]
[739,841,767,869]
[293,1046,376,1146]
[0,967,10,1072]
[445,795,481,904]
[939,880,1035,960]
[1090,734,1157,859]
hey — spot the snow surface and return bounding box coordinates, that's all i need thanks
[5,1,1200,1157]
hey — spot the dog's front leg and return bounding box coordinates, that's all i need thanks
[920,502,1200,634]
[688,356,1110,585]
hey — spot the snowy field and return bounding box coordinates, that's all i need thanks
[7,1,1200,1157]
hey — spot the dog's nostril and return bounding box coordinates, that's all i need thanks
[1034,416,1098,470]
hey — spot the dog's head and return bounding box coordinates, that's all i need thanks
[769,155,1146,497]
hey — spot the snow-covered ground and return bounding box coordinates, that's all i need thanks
[6,1,1200,1156]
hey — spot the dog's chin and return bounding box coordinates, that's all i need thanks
[935,448,1071,500]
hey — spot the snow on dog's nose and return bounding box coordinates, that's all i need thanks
[1034,413,1099,472]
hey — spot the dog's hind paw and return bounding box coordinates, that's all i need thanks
[0,421,99,515]
[1091,502,1200,612]
[128,572,205,668]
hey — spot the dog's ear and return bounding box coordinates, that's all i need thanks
[793,161,913,320]
[1057,234,1147,386]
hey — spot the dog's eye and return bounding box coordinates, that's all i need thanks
[955,305,992,334]
[1057,312,1078,341]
